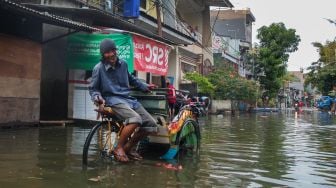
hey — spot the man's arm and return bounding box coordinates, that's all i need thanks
[128,71,149,92]
[89,65,104,103]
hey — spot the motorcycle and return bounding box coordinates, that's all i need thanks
[317,96,335,111]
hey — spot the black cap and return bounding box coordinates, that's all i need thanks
[100,39,117,54]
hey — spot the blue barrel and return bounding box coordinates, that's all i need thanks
[123,0,140,18]
[238,102,247,111]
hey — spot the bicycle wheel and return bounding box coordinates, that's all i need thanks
[82,121,118,166]
[176,118,200,157]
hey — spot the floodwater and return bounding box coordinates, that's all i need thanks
[0,111,336,187]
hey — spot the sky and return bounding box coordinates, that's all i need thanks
[230,0,336,71]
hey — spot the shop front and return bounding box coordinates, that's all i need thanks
[66,32,171,120]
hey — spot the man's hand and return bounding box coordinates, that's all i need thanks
[144,84,157,93]
[94,95,105,105]
[147,84,157,90]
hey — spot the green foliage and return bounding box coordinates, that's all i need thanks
[255,23,301,98]
[268,98,277,108]
[246,47,263,80]
[329,90,336,97]
[207,68,260,102]
[305,41,336,95]
[184,72,215,96]
[282,72,299,83]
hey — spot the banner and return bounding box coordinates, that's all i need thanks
[67,33,134,72]
[133,35,170,75]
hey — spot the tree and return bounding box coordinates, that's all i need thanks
[184,72,215,96]
[207,68,259,102]
[305,41,336,95]
[282,72,299,83]
[255,23,301,98]
[246,46,263,80]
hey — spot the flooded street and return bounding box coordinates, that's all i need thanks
[1,112,336,187]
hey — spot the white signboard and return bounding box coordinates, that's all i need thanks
[68,69,97,120]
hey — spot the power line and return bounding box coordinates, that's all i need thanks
[158,1,237,55]
[149,0,240,56]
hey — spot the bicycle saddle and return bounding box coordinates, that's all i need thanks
[95,106,120,120]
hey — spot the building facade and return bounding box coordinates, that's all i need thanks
[0,0,100,125]
[0,0,233,124]
[211,8,255,77]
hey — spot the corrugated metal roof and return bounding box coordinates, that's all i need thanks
[0,0,100,32]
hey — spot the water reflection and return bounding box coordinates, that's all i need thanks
[0,112,335,187]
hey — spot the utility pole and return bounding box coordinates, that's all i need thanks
[155,0,163,37]
[155,0,166,88]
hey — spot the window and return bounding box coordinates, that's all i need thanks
[181,62,197,73]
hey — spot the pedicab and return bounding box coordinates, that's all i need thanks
[82,88,201,166]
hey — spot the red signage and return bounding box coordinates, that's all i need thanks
[133,35,170,75]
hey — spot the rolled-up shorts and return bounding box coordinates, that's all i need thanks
[111,103,158,133]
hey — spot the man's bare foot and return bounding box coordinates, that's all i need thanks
[112,147,129,162]
[127,150,143,161]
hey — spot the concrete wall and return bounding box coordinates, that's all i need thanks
[182,12,203,37]
[213,19,246,41]
[167,48,179,88]
[0,34,41,125]
[202,5,212,47]
[211,100,231,113]
[246,23,252,43]
[181,44,203,55]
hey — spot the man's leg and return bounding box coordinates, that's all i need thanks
[172,103,175,117]
[123,128,148,160]
[113,123,138,162]
[111,103,143,162]
[124,104,157,158]
[168,103,173,120]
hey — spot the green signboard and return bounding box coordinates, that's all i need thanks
[67,33,134,72]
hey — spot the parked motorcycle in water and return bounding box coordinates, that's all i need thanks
[317,96,335,111]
